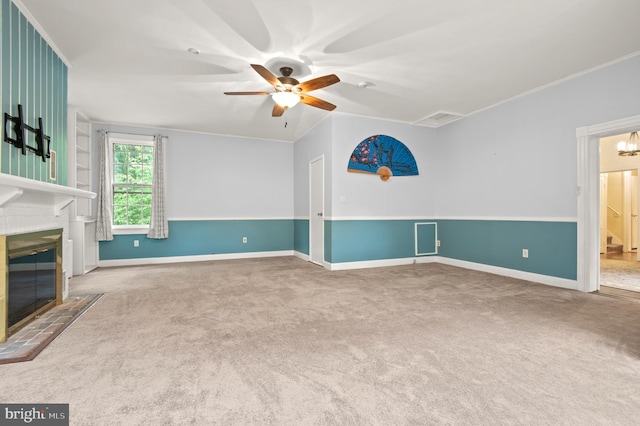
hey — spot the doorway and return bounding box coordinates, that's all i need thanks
[309,156,324,266]
[599,134,640,294]
[576,114,640,293]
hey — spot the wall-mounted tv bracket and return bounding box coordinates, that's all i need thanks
[4,104,51,162]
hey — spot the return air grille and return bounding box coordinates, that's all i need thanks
[415,111,465,128]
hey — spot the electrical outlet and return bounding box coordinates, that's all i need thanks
[436,240,441,247]
[522,248,528,258]
[134,240,139,247]
[242,237,247,244]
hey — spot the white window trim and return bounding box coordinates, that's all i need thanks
[113,226,150,235]
[109,136,154,234]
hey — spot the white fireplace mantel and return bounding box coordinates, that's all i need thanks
[0,173,96,216]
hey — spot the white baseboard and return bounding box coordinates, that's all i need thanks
[433,257,578,290]
[325,256,577,290]
[326,256,438,271]
[97,250,294,268]
[293,251,310,262]
[98,251,578,291]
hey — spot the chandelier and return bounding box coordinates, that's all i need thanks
[617,131,640,156]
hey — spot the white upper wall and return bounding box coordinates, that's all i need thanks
[331,114,438,219]
[434,54,640,219]
[93,54,640,223]
[93,124,294,219]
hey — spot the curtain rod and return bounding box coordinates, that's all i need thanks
[103,130,168,138]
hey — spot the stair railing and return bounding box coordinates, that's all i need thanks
[607,205,622,217]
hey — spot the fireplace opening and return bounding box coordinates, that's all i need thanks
[8,248,57,328]
[1,229,63,342]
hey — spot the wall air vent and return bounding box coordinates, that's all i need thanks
[414,111,465,128]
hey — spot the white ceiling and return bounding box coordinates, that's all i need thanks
[18,0,640,142]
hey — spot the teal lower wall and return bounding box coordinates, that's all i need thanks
[326,220,436,263]
[437,220,577,280]
[99,219,293,260]
[100,218,578,282]
[294,219,309,255]
[322,218,576,280]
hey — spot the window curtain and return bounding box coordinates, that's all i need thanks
[95,130,114,241]
[147,134,168,239]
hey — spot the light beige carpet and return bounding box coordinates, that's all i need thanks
[1,257,639,425]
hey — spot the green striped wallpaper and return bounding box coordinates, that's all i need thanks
[1,0,67,184]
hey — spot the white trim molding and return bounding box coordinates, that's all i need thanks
[11,0,72,67]
[168,217,295,221]
[98,250,294,268]
[326,216,577,222]
[98,250,580,292]
[325,255,577,289]
[436,257,578,290]
[327,216,436,221]
[326,256,438,271]
[435,216,578,223]
[293,251,310,262]
[415,222,438,256]
[576,114,640,293]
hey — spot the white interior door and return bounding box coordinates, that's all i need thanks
[600,174,608,254]
[309,157,324,265]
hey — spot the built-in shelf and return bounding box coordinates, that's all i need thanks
[68,107,93,218]
[67,106,97,277]
[0,173,96,216]
[70,219,98,275]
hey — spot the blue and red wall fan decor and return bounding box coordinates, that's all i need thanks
[347,135,419,181]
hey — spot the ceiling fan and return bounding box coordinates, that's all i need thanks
[224,64,340,117]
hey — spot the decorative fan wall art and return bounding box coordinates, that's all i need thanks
[347,135,418,181]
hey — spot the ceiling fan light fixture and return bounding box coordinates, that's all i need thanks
[225,63,339,116]
[272,91,300,108]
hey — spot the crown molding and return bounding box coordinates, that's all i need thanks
[11,0,72,67]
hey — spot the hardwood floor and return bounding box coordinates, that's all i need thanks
[597,285,640,302]
[599,251,640,301]
[601,251,638,261]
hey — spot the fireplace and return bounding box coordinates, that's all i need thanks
[1,229,63,343]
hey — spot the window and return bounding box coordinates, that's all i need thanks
[111,139,154,228]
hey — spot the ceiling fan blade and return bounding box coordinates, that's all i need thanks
[297,74,340,92]
[251,64,280,88]
[299,94,337,111]
[224,91,271,95]
[272,103,286,117]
